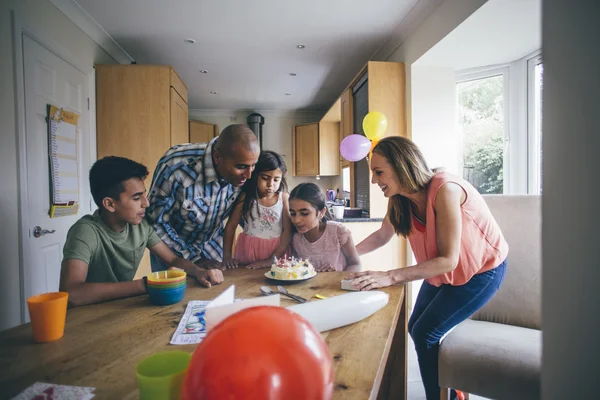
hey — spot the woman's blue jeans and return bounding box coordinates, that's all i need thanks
[409,259,507,400]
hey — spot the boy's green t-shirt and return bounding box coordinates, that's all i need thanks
[62,211,162,283]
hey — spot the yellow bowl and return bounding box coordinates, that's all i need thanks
[147,270,187,284]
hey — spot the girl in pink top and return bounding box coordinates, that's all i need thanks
[289,183,361,272]
[349,137,507,400]
[222,151,292,269]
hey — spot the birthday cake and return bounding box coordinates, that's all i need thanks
[268,256,316,280]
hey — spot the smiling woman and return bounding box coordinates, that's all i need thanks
[351,136,509,400]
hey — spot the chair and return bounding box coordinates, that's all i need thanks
[439,195,542,400]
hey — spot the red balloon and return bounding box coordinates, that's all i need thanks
[182,306,334,400]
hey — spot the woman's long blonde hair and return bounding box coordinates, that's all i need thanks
[372,136,434,237]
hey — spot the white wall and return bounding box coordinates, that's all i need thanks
[384,0,488,138]
[0,0,116,330]
[542,0,600,398]
[188,110,335,194]
[411,66,459,173]
[379,0,488,299]
[414,0,541,71]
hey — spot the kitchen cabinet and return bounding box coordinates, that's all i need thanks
[96,65,189,188]
[340,88,353,168]
[190,120,219,143]
[293,122,340,177]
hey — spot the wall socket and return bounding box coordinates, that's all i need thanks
[229,116,237,122]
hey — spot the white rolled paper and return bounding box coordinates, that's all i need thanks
[287,291,389,332]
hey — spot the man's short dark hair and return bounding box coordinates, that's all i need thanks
[89,156,148,208]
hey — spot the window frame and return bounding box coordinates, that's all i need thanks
[456,66,511,194]
[455,50,542,195]
[527,52,543,194]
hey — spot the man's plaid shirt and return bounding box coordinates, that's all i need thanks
[147,137,241,262]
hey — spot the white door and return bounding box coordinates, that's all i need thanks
[22,34,92,307]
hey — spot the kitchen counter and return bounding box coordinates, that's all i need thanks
[333,217,384,223]
[336,218,405,273]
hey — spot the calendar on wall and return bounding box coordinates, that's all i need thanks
[47,104,80,218]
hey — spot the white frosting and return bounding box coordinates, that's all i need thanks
[268,256,316,280]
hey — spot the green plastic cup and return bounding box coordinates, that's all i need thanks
[136,351,191,400]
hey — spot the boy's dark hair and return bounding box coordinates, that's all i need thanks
[289,182,332,232]
[89,156,148,209]
[242,150,288,221]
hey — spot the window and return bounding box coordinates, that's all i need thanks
[342,166,351,193]
[457,69,508,194]
[456,52,542,195]
[528,55,543,194]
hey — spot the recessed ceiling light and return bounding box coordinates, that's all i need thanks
[199,70,208,74]
[296,44,305,49]
[289,73,297,76]
[210,91,218,94]
[184,38,196,44]
[285,93,291,96]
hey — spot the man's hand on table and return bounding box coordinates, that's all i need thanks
[168,259,224,288]
[222,257,240,269]
[195,268,224,288]
[195,259,226,271]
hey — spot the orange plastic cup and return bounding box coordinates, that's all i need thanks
[27,292,69,343]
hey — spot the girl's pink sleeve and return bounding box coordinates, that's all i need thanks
[337,223,352,246]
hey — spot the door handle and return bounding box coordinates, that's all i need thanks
[33,226,56,238]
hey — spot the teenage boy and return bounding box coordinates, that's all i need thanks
[59,156,223,307]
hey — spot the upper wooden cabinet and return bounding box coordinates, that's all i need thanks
[293,122,340,177]
[294,123,319,176]
[340,88,353,167]
[95,65,189,187]
[361,61,405,139]
[189,120,219,144]
[170,87,189,146]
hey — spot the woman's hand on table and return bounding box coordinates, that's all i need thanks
[316,264,336,272]
[195,267,224,288]
[246,259,272,269]
[349,270,400,290]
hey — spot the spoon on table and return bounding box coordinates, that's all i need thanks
[276,286,308,303]
[260,286,306,303]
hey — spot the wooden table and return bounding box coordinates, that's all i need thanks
[0,269,407,399]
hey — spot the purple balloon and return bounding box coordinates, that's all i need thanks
[340,134,371,162]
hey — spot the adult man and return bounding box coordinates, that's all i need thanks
[59,156,223,307]
[147,124,260,270]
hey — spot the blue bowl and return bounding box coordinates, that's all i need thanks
[147,285,186,306]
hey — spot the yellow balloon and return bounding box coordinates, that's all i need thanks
[362,111,388,140]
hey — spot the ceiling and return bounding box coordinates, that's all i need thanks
[415,0,541,70]
[73,0,432,111]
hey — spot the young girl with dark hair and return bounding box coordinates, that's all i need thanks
[223,150,292,269]
[288,183,361,272]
